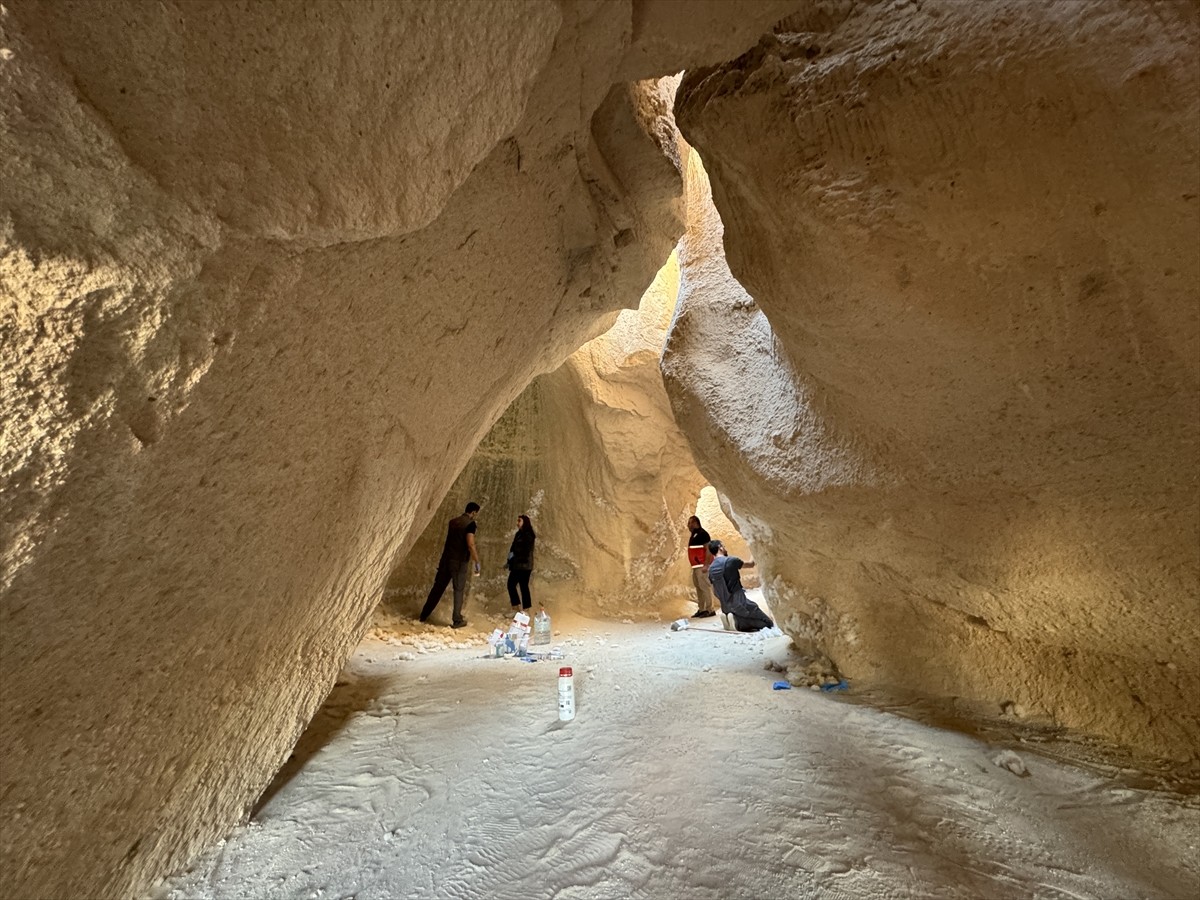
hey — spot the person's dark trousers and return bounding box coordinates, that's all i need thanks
[420,558,471,624]
[507,568,532,609]
[734,606,774,632]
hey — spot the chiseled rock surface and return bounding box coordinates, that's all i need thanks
[667,1,1199,761]
[384,252,709,621]
[0,2,799,896]
[619,0,802,79]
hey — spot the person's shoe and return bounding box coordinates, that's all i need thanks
[451,620,468,629]
[695,610,717,618]
[418,616,429,624]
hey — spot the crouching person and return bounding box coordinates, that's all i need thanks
[706,540,774,632]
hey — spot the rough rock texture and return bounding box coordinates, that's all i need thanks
[0,2,802,897]
[620,0,802,80]
[382,253,713,621]
[665,1,1199,761]
[695,485,754,579]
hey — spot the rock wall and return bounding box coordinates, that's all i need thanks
[0,2,801,896]
[695,485,754,576]
[665,1,1200,761]
[382,253,711,622]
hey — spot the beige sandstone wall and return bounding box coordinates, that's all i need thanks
[382,253,711,623]
[10,1,1193,895]
[695,486,752,563]
[665,1,1199,761]
[0,1,801,896]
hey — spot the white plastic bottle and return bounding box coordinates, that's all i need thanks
[558,667,575,721]
[507,611,529,654]
[488,628,505,657]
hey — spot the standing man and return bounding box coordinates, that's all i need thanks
[419,501,481,628]
[686,515,716,618]
[706,540,774,632]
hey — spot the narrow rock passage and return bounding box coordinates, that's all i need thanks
[155,614,1199,900]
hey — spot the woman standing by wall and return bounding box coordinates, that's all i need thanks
[506,514,537,610]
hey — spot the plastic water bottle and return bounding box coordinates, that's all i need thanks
[506,611,530,656]
[558,667,575,721]
[488,628,505,658]
[534,608,551,645]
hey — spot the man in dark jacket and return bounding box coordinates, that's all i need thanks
[706,540,774,632]
[419,502,481,628]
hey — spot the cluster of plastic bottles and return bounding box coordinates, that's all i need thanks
[489,608,554,658]
[487,608,555,658]
[483,609,572,720]
[506,612,531,656]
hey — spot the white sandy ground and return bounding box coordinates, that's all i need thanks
[153,603,1200,900]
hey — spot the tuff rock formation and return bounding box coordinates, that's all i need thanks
[382,252,727,622]
[665,1,1199,761]
[5,0,1197,895]
[379,234,758,626]
[0,1,801,897]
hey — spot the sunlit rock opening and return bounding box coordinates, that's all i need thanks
[1,1,1197,899]
[378,252,713,623]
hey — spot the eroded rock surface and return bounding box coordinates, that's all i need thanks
[0,2,801,896]
[382,253,711,621]
[666,1,1199,760]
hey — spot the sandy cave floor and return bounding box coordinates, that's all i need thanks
[154,604,1200,900]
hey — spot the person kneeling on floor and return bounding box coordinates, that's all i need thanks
[706,540,774,633]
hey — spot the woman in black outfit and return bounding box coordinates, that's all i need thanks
[506,514,536,610]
